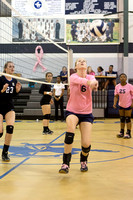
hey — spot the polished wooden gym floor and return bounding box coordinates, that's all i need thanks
[0,119,133,200]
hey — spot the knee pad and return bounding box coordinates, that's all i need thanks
[126,117,131,123]
[64,132,74,144]
[6,125,14,134]
[82,145,91,153]
[0,132,3,138]
[43,114,50,120]
[120,116,125,123]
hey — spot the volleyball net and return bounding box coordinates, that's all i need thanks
[0,0,73,85]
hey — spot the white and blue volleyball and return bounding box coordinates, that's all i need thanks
[90,20,106,37]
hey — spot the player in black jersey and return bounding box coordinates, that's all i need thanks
[39,72,54,134]
[0,61,21,161]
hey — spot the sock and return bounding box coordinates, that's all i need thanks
[63,153,71,166]
[2,144,9,154]
[80,152,88,162]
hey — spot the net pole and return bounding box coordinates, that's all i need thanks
[1,0,68,53]
[67,49,73,85]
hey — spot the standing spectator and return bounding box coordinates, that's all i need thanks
[18,20,23,39]
[55,20,60,39]
[59,58,98,174]
[53,76,65,121]
[60,66,68,83]
[0,61,21,161]
[39,72,54,135]
[113,73,133,139]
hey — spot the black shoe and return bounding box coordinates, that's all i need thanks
[47,128,53,134]
[2,152,10,162]
[116,132,124,138]
[0,132,3,138]
[80,161,88,172]
[42,130,49,135]
[59,164,69,174]
[123,133,131,139]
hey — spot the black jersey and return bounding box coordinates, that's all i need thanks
[39,83,53,105]
[0,76,18,105]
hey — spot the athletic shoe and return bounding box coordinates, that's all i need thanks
[123,133,131,139]
[47,128,53,134]
[59,164,69,174]
[2,152,10,162]
[80,161,88,172]
[42,130,49,135]
[116,133,124,138]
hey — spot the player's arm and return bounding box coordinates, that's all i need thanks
[53,88,58,100]
[87,79,98,91]
[16,82,22,93]
[0,83,9,93]
[113,94,118,109]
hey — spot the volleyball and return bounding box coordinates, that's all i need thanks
[90,20,106,37]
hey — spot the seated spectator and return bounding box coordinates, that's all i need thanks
[87,66,95,75]
[70,68,76,75]
[60,66,68,83]
[97,66,104,76]
[96,66,105,90]
[103,65,117,90]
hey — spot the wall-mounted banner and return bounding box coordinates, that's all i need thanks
[66,18,119,45]
[12,0,65,16]
[65,0,117,15]
[12,17,65,43]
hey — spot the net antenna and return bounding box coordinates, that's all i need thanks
[0,0,73,86]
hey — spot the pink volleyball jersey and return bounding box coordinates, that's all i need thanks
[114,83,133,108]
[66,73,96,114]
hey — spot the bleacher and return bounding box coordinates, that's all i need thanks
[13,83,109,119]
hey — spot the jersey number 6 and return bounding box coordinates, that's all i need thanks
[81,85,86,92]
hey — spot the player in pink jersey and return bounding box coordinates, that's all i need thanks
[113,73,133,139]
[59,58,98,174]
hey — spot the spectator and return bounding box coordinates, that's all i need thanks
[97,66,104,76]
[60,66,68,83]
[104,65,117,90]
[53,76,65,121]
[96,66,104,90]
[87,66,95,75]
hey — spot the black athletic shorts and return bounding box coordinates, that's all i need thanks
[0,103,15,117]
[40,96,51,106]
[119,106,132,110]
[65,110,94,124]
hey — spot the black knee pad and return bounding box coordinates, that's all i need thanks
[43,114,50,120]
[64,132,74,144]
[6,125,14,134]
[82,145,91,153]
[120,116,125,123]
[0,132,3,138]
[126,117,131,123]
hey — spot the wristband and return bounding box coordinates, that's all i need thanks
[47,92,49,95]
